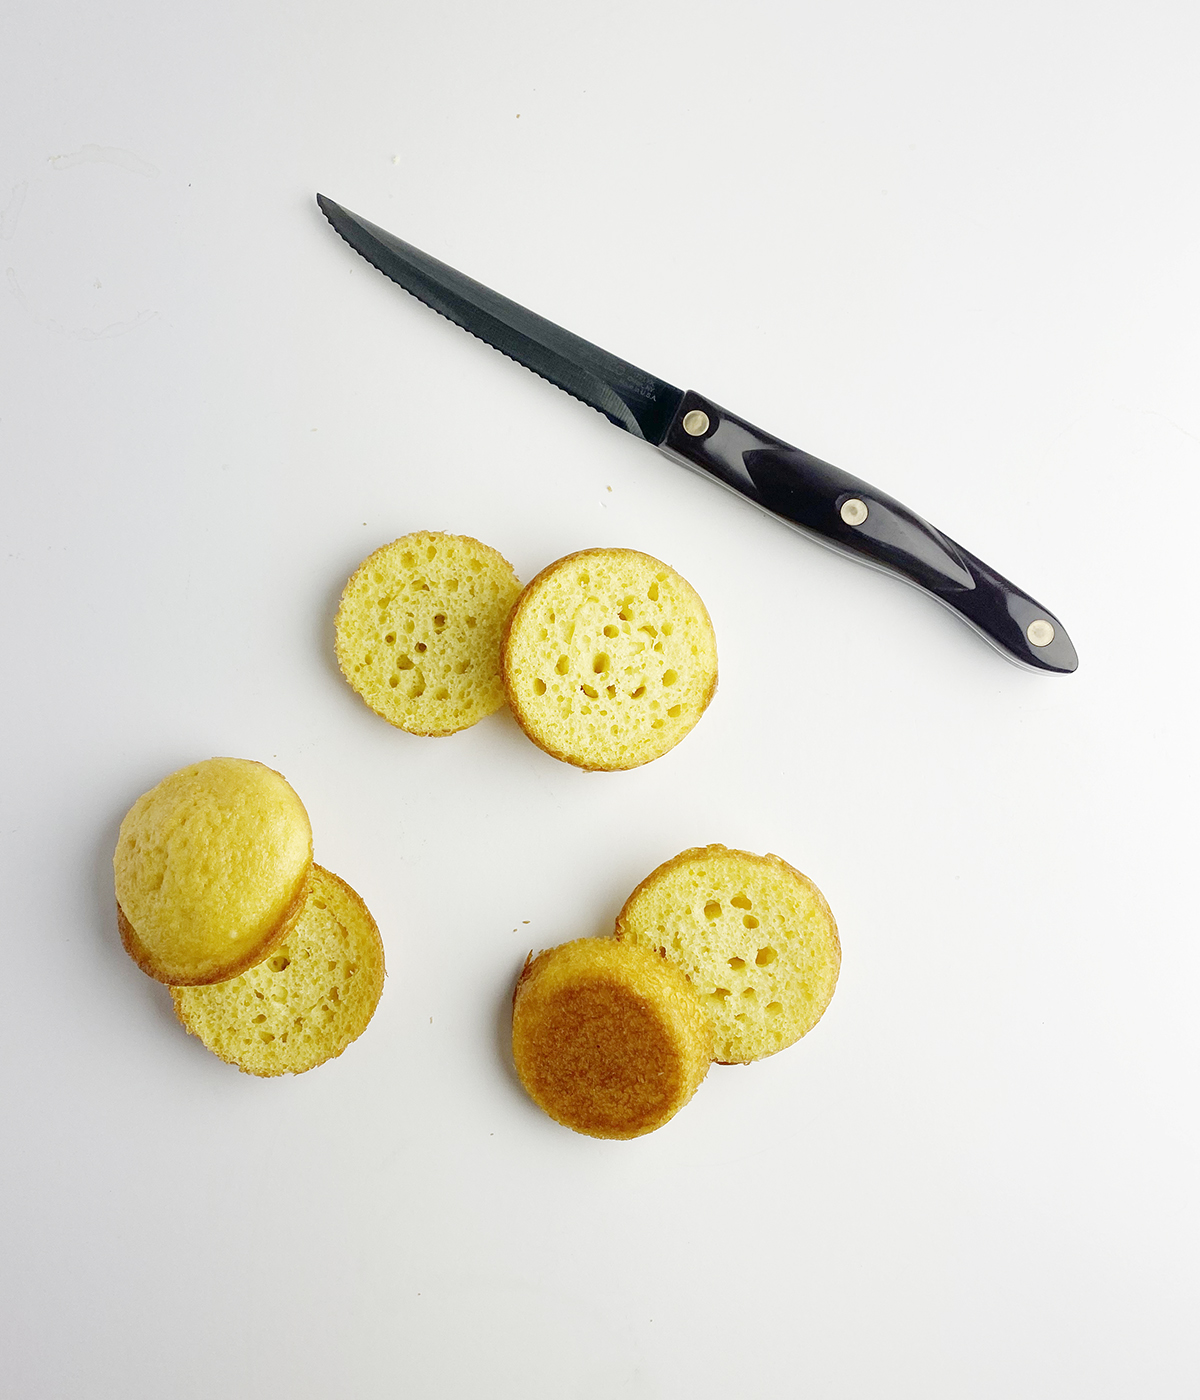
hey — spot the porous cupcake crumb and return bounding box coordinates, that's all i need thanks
[336,531,521,736]
[501,548,717,770]
[172,865,385,1076]
[616,846,840,1063]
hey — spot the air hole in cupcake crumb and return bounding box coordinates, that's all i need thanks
[606,685,616,698]
[756,947,777,966]
[555,656,569,675]
[260,1032,275,1042]
[426,546,436,561]
[728,956,746,969]
[731,894,752,910]
[593,654,610,674]
[466,616,477,628]
[433,614,446,629]
[401,552,415,569]
[648,582,659,601]
[384,632,396,644]
[705,901,721,920]
[766,1001,783,1015]
[253,1014,266,1023]
[667,704,682,717]
[415,642,427,653]
[313,899,327,910]
[604,625,619,638]
[661,622,674,635]
[662,670,677,686]
[269,956,290,972]
[434,686,448,700]
[742,987,756,999]
[398,655,413,670]
[651,718,663,728]
[581,684,598,699]
[712,987,731,1001]
[388,675,400,687]
[743,914,759,929]
[533,679,546,695]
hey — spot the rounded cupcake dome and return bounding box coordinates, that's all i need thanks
[114,757,313,986]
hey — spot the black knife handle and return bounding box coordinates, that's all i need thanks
[659,391,1077,673]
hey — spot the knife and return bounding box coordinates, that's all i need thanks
[317,194,1077,675]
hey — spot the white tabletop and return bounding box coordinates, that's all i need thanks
[3,3,1198,1396]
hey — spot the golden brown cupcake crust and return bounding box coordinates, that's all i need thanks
[512,938,713,1139]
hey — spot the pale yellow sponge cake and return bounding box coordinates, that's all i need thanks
[512,938,713,1139]
[615,846,840,1064]
[171,865,385,1077]
[114,758,313,986]
[500,548,718,771]
[335,531,522,736]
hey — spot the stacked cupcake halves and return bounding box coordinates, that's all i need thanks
[114,757,384,1076]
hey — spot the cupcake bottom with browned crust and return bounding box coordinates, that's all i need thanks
[512,938,713,1138]
[172,865,385,1077]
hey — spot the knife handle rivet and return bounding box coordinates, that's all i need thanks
[1026,619,1055,647]
[682,409,710,436]
[840,498,869,527]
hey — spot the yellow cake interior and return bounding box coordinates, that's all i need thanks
[502,548,717,770]
[616,845,840,1063]
[172,864,385,1076]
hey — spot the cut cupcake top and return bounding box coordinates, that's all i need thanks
[512,937,713,1139]
[335,531,521,736]
[501,548,718,771]
[114,758,313,986]
[615,845,840,1064]
[172,865,385,1077]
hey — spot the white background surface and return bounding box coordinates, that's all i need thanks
[2,2,1198,1396]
